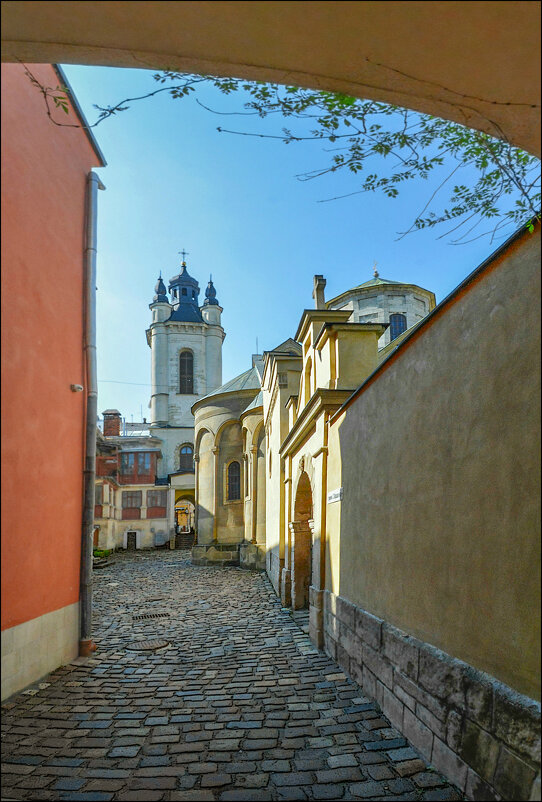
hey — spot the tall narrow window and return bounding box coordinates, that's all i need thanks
[389,313,407,341]
[179,351,194,394]
[227,461,241,501]
[120,453,135,474]
[179,445,193,472]
[137,452,151,474]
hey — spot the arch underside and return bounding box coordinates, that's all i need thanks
[1,2,539,156]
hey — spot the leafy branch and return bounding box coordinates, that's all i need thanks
[24,65,540,243]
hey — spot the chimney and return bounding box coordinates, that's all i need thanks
[313,275,327,309]
[102,409,121,437]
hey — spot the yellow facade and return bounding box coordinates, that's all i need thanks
[192,232,540,799]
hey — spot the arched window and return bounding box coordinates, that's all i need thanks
[227,461,241,500]
[304,357,312,405]
[179,351,193,394]
[389,313,407,341]
[179,445,193,472]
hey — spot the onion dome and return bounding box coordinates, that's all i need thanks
[204,275,219,306]
[153,273,168,303]
[167,258,203,322]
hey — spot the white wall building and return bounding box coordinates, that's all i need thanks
[326,268,436,348]
[146,257,225,532]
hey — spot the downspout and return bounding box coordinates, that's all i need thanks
[80,170,105,657]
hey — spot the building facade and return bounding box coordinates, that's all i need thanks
[1,63,105,700]
[95,258,225,550]
[94,411,171,551]
[191,238,541,802]
[147,259,225,528]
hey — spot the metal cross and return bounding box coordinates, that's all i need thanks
[178,249,189,262]
[373,260,379,278]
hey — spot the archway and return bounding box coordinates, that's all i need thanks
[1,3,538,155]
[175,498,195,532]
[291,471,313,610]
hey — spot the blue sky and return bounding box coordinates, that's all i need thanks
[61,65,507,423]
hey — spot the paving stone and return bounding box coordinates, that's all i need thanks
[395,758,427,776]
[200,772,232,786]
[311,783,346,799]
[0,552,465,802]
[54,778,87,790]
[327,753,358,768]
[316,767,364,783]
[349,779,388,798]
[366,763,395,780]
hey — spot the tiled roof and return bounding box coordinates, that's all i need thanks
[167,305,203,323]
[197,366,262,403]
[243,390,263,413]
[352,277,403,289]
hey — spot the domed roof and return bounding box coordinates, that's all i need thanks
[167,259,203,322]
[153,274,168,303]
[193,366,262,409]
[204,276,219,306]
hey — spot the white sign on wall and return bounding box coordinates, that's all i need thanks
[327,487,343,503]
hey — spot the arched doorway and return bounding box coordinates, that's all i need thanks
[291,471,313,610]
[175,497,195,548]
[175,499,195,532]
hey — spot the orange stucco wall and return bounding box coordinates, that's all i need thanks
[1,64,102,630]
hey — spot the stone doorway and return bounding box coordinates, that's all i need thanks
[126,531,137,551]
[291,472,313,610]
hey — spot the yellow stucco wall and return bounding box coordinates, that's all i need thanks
[330,227,541,700]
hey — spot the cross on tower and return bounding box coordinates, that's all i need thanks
[373,260,379,278]
[178,249,189,263]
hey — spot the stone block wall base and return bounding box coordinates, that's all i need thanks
[322,590,541,802]
[239,542,266,571]
[280,568,292,607]
[191,543,240,566]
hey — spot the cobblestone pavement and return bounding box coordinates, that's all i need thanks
[1,551,464,801]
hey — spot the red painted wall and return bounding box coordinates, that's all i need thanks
[1,64,103,630]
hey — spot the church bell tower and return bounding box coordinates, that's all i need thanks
[146,255,225,478]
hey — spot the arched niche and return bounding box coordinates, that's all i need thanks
[291,471,314,610]
[195,428,214,543]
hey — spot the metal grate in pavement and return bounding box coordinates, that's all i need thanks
[132,612,170,620]
[126,639,170,651]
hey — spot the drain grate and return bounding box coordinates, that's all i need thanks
[132,612,170,620]
[126,639,170,651]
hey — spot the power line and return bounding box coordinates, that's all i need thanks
[98,379,153,386]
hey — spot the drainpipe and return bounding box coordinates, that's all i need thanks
[80,170,105,657]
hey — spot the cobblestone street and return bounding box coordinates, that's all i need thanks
[1,552,463,801]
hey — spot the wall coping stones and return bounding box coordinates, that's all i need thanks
[322,589,541,801]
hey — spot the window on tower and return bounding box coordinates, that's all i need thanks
[179,351,194,394]
[179,445,194,472]
[389,313,407,341]
[182,287,187,296]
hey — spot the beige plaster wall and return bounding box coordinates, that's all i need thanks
[216,422,244,543]
[1,602,79,701]
[325,419,343,596]
[255,426,266,544]
[196,430,214,543]
[194,392,259,544]
[332,228,541,700]
[263,362,301,591]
